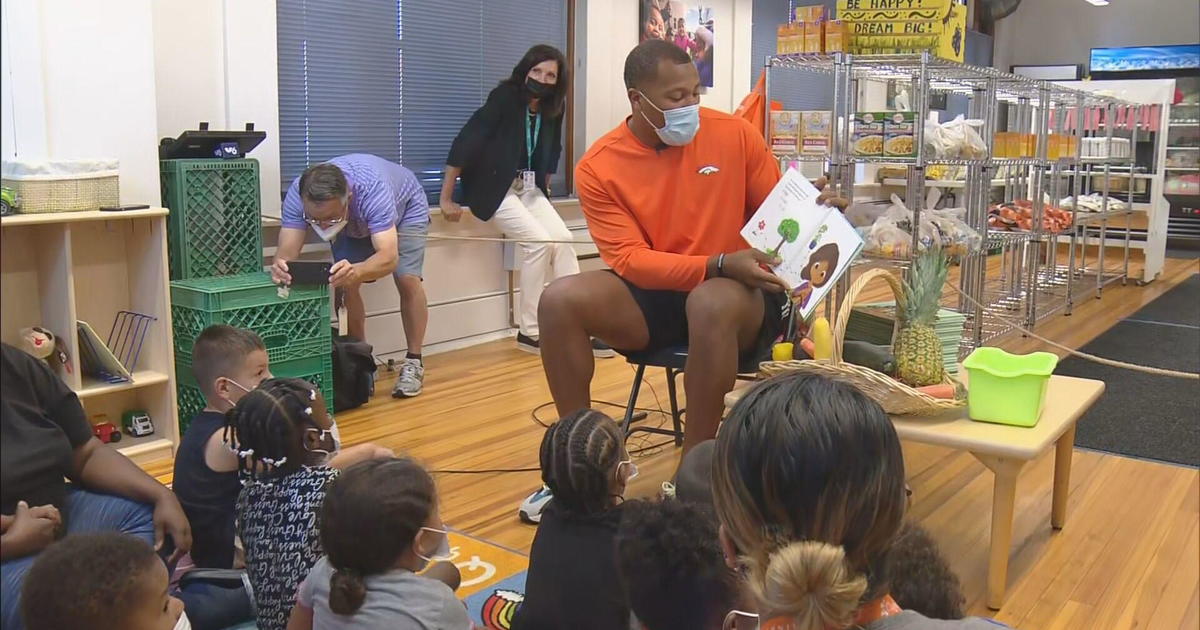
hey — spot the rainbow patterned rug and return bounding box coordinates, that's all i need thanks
[446,531,529,629]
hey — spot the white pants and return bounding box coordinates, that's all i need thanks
[490,185,580,338]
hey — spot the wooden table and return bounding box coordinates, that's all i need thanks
[724,374,1105,609]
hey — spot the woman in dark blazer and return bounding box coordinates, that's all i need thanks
[441,45,609,357]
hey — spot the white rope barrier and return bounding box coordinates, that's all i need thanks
[946,282,1199,380]
[276,224,1197,379]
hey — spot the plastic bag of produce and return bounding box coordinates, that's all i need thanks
[864,194,981,259]
[940,115,988,159]
[926,207,982,256]
[923,112,951,158]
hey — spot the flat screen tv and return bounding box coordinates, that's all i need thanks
[1089,44,1199,74]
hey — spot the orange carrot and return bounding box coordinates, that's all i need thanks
[916,383,956,399]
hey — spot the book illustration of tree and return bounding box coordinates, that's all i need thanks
[772,218,801,256]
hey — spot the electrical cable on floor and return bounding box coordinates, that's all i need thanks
[431,466,541,474]
[434,387,681,475]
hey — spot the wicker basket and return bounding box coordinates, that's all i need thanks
[759,268,965,415]
[2,159,120,213]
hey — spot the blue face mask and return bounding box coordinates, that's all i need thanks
[638,91,700,146]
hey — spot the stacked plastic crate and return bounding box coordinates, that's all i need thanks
[163,159,333,432]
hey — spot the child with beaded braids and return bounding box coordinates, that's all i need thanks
[511,409,637,630]
[227,378,391,630]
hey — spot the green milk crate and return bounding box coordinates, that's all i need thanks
[161,158,263,280]
[170,272,331,365]
[176,352,334,434]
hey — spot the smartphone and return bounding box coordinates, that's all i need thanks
[99,204,151,212]
[288,261,332,286]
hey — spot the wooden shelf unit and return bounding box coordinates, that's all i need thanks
[1,208,178,464]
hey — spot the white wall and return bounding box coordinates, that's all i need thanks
[579,0,755,148]
[1,0,161,206]
[993,0,1200,73]
[151,0,283,217]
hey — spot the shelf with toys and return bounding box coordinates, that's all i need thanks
[0,208,179,465]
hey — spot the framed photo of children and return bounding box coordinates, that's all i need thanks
[639,0,715,88]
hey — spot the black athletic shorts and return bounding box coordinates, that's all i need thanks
[607,270,790,371]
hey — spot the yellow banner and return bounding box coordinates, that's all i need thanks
[848,20,951,35]
[839,8,949,21]
[837,0,955,12]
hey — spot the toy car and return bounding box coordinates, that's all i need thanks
[1,186,19,216]
[93,422,122,444]
[122,410,155,437]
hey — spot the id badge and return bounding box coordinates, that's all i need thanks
[520,169,536,191]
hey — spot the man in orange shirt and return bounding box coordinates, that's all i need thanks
[531,40,788,507]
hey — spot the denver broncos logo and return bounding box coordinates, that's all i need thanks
[697,165,720,175]
[480,589,523,629]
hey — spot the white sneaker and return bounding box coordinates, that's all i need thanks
[391,358,424,398]
[518,485,553,524]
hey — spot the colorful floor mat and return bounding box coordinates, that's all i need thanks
[446,531,529,629]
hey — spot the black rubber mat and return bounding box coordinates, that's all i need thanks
[1055,277,1200,467]
[1121,273,1199,327]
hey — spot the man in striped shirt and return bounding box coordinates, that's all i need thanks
[272,154,431,398]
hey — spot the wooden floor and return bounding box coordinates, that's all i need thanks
[148,253,1200,629]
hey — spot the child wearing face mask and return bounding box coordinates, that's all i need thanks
[286,457,468,629]
[227,378,393,630]
[510,409,637,630]
[173,325,272,573]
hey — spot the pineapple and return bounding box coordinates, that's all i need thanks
[894,247,950,387]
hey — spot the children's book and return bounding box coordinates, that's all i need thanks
[740,168,864,320]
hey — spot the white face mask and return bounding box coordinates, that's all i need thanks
[638,90,701,146]
[304,420,341,465]
[723,610,758,630]
[173,611,192,630]
[311,221,347,242]
[414,526,453,566]
[616,459,639,483]
[219,377,252,411]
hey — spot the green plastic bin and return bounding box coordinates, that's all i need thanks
[161,159,262,280]
[171,272,331,365]
[176,352,334,434]
[961,347,1058,427]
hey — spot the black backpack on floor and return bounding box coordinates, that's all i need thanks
[331,333,377,412]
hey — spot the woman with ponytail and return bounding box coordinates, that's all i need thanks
[286,457,468,629]
[712,373,1010,630]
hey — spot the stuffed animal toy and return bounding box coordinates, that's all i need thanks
[19,326,71,373]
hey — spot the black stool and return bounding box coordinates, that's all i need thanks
[621,346,760,447]
[621,346,688,446]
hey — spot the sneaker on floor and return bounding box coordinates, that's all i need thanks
[519,485,553,524]
[517,333,540,355]
[391,358,424,398]
[592,339,617,359]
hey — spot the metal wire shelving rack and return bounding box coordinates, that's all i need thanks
[762,52,1140,357]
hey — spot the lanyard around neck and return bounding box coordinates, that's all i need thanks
[525,108,542,171]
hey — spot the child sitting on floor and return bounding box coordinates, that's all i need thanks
[21,532,186,630]
[889,522,966,620]
[173,325,271,572]
[287,457,468,629]
[511,409,636,630]
[616,499,739,630]
[229,378,390,630]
